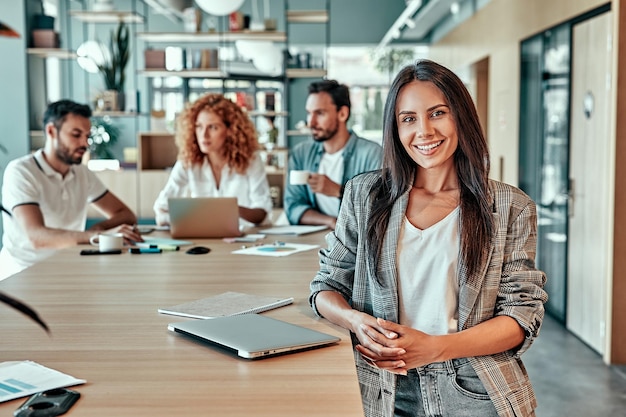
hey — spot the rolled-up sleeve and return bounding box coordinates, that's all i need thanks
[495,198,548,357]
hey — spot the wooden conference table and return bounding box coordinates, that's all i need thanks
[0,230,363,416]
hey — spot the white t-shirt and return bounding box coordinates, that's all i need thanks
[0,149,107,280]
[316,149,344,217]
[153,153,273,227]
[396,206,460,335]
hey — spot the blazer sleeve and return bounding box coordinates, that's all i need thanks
[309,179,360,316]
[495,196,548,357]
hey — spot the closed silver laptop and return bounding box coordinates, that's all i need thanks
[167,314,341,359]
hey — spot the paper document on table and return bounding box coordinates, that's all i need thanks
[232,242,319,257]
[0,361,85,403]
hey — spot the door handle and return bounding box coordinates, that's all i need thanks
[568,178,575,218]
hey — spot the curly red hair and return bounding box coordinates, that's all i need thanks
[175,93,260,173]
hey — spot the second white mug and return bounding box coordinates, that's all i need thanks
[289,170,310,185]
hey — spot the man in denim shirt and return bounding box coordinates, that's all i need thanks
[284,80,382,229]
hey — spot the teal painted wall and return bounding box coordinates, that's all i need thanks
[0,1,30,250]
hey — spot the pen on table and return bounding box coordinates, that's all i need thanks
[134,243,180,251]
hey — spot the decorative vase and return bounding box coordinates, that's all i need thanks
[100,90,125,112]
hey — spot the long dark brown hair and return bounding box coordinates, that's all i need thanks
[367,59,493,277]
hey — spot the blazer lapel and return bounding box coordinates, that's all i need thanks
[367,190,409,323]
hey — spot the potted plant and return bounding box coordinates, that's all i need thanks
[32,0,55,30]
[97,21,130,111]
[88,116,120,159]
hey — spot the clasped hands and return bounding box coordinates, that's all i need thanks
[354,315,441,376]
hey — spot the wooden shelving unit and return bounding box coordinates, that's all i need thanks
[27,48,76,59]
[138,132,177,171]
[287,129,311,136]
[286,68,327,78]
[69,10,144,23]
[137,69,225,78]
[136,31,286,43]
[286,10,329,24]
[248,110,289,118]
[92,111,147,117]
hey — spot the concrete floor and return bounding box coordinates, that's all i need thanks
[524,314,626,416]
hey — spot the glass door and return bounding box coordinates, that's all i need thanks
[519,24,571,323]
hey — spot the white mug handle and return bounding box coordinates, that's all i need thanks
[89,235,99,247]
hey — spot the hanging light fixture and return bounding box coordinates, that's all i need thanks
[194,0,245,16]
[76,40,109,73]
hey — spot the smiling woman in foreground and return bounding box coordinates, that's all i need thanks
[310,60,548,417]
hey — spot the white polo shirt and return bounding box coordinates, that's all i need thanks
[0,149,107,280]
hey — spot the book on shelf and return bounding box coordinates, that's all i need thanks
[157,291,294,319]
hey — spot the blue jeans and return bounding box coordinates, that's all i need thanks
[394,358,499,417]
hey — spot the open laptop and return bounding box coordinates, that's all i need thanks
[167,314,341,359]
[168,197,242,238]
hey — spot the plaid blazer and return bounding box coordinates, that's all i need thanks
[310,171,547,417]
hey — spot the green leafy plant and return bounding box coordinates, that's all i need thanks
[97,21,130,92]
[370,47,416,78]
[89,116,120,159]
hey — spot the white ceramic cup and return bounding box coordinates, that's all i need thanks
[289,170,310,185]
[89,233,124,251]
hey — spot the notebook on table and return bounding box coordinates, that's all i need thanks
[168,197,242,238]
[260,225,328,236]
[158,291,294,319]
[167,314,341,359]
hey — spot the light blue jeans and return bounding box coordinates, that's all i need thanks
[394,358,499,417]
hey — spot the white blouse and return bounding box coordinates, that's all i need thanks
[153,153,273,227]
[396,206,460,335]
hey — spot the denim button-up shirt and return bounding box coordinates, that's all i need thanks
[283,131,382,225]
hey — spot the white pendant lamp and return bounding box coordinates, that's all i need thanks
[76,40,109,73]
[194,0,245,16]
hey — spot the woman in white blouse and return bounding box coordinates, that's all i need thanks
[153,93,273,227]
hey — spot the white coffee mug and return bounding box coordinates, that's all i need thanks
[89,233,124,251]
[289,170,310,185]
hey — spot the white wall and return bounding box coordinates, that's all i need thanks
[428,0,609,186]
